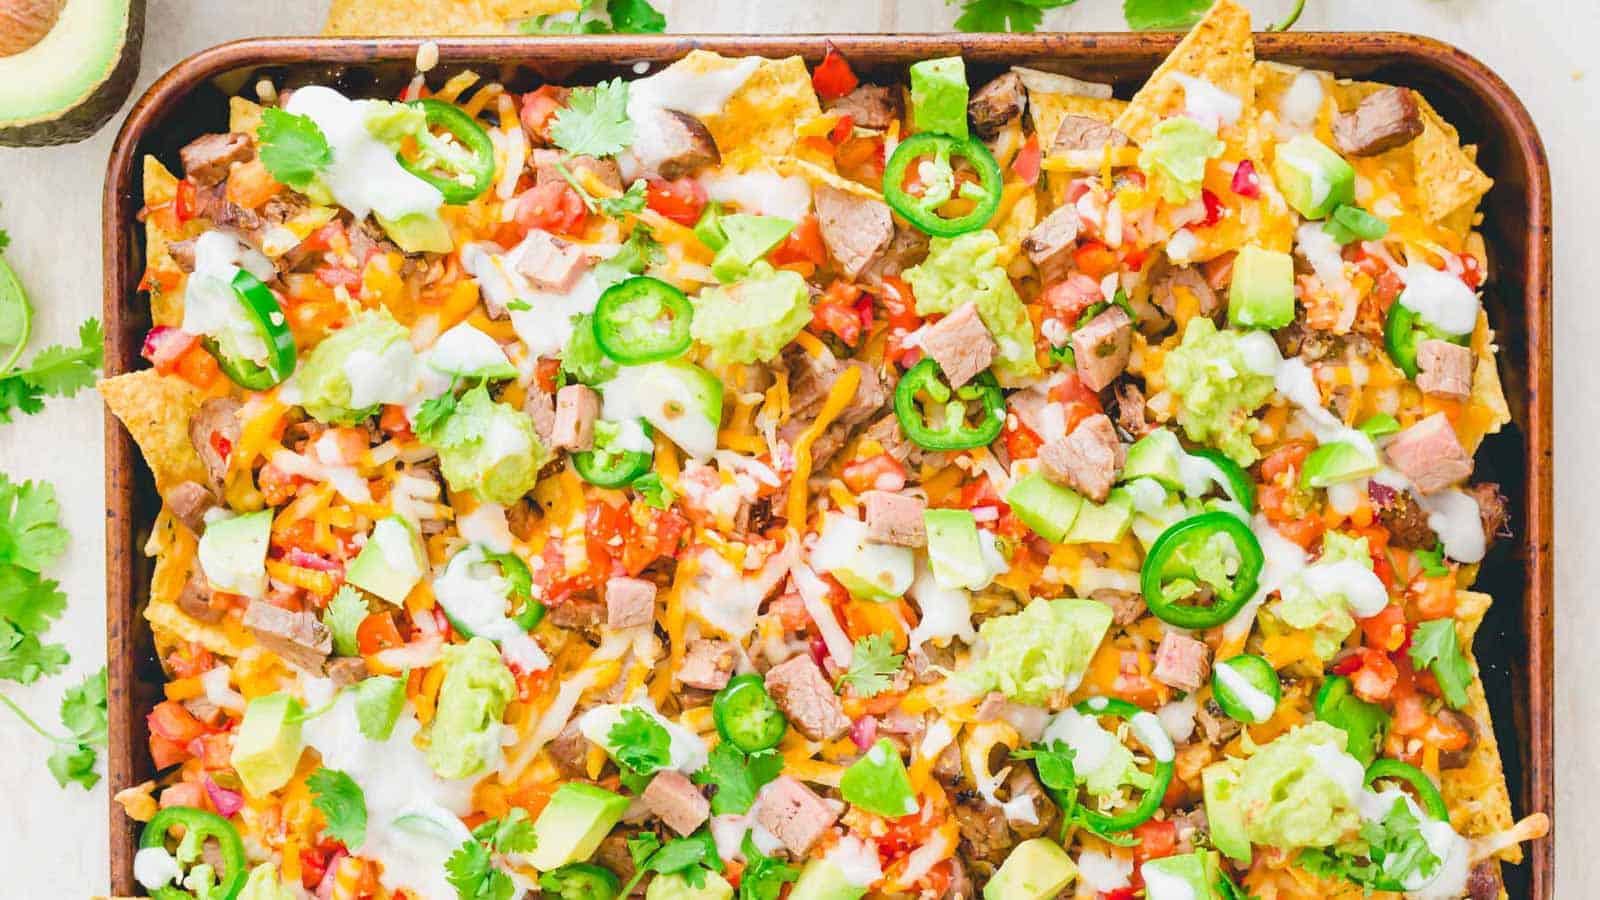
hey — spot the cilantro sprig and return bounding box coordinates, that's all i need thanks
[692,742,784,815]
[520,0,667,34]
[737,832,800,900]
[1409,618,1473,709]
[309,767,368,848]
[445,809,537,900]
[258,107,332,191]
[620,830,723,896]
[549,78,634,159]
[951,0,1077,33]
[0,319,104,424]
[1012,740,1140,846]
[948,0,1309,34]
[835,632,904,698]
[323,584,368,657]
[608,706,674,779]
[0,667,107,789]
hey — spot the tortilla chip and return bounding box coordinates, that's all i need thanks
[228,96,264,136]
[994,187,1039,254]
[141,156,192,326]
[324,0,578,35]
[1459,311,1513,453]
[1439,590,1521,863]
[1113,0,1256,145]
[99,370,209,494]
[1029,92,1128,152]
[672,51,820,169]
[1411,98,1494,225]
[147,593,252,660]
[1253,61,1336,128]
[772,157,883,201]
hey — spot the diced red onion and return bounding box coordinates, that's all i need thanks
[850,715,879,751]
[203,776,243,818]
[1231,159,1261,198]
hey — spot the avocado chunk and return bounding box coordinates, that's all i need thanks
[375,211,453,254]
[709,214,796,283]
[1227,244,1296,330]
[810,512,914,602]
[1122,429,1186,491]
[1203,762,1252,864]
[839,739,918,817]
[1005,473,1084,543]
[923,508,992,591]
[1299,441,1379,489]
[0,0,143,146]
[645,870,734,900]
[346,515,427,605]
[229,692,305,796]
[527,782,631,871]
[1271,134,1355,219]
[198,509,274,600]
[788,859,867,900]
[1141,850,1218,900]
[909,56,969,139]
[983,838,1076,900]
[1064,488,1134,544]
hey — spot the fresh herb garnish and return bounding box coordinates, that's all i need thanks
[258,107,332,191]
[322,584,368,657]
[352,674,407,741]
[691,741,784,815]
[445,809,537,900]
[632,472,675,509]
[737,831,800,900]
[835,632,904,698]
[1409,618,1473,709]
[608,706,674,777]
[1413,543,1450,578]
[620,830,722,896]
[1122,0,1213,30]
[521,0,667,34]
[0,666,108,790]
[0,318,104,424]
[549,78,635,158]
[308,767,368,848]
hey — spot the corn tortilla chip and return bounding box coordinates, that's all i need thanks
[1412,101,1494,226]
[99,370,209,494]
[1440,590,1521,863]
[772,157,882,201]
[672,52,820,169]
[1114,0,1256,146]
[141,155,194,327]
[324,0,578,35]
[228,96,264,136]
[1462,312,1513,453]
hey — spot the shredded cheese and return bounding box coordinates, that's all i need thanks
[785,365,862,527]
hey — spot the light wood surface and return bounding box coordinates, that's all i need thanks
[0,0,1590,893]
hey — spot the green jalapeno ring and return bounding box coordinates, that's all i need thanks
[1189,448,1256,514]
[139,806,249,900]
[1141,511,1265,630]
[892,358,1006,451]
[397,98,497,205]
[1210,654,1282,724]
[440,549,544,637]
[206,270,297,391]
[1313,675,1390,766]
[1072,697,1175,833]
[1364,758,1450,822]
[573,420,655,488]
[712,673,788,753]
[592,276,694,365]
[882,132,1004,237]
[539,861,622,900]
[1383,302,1469,380]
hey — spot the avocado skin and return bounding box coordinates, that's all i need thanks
[0,0,144,146]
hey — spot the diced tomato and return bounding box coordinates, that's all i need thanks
[769,591,810,632]
[1132,819,1178,864]
[842,453,908,494]
[879,276,924,369]
[300,221,348,255]
[1040,273,1103,323]
[621,505,689,576]
[147,734,191,770]
[516,181,588,236]
[1004,417,1043,460]
[380,404,414,440]
[148,700,207,744]
[174,179,199,222]
[1105,890,1139,900]
[1348,648,1400,702]
[1047,371,1101,410]
[645,176,708,226]
[1123,244,1149,271]
[226,159,282,209]
[1261,442,1313,483]
[830,114,855,146]
[315,265,361,289]
[1200,189,1224,227]
[811,281,868,346]
[1074,240,1119,278]
[189,733,234,770]
[1012,134,1042,186]
[811,45,859,101]
[258,463,300,506]
[141,326,200,374]
[158,780,207,810]
[356,612,404,655]
[770,214,827,267]
[174,343,221,389]
[835,134,887,184]
[300,841,343,890]
[519,85,566,142]
[1409,573,1458,619]
[1230,159,1261,198]
[1457,252,1485,289]
[1360,604,1409,653]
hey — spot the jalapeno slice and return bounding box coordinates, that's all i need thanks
[893,358,1005,451]
[1072,697,1175,833]
[1141,512,1264,629]
[592,276,693,364]
[1190,448,1256,514]
[712,673,788,752]
[1383,302,1468,380]
[396,98,497,205]
[572,420,655,488]
[206,270,297,391]
[539,861,621,900]
[1365,758,1450,822]
[139,806,249,900]
[1314,674,1389,766]
[882,132,1004,237]
[1210,654,1281,724]
[440,548,544,637]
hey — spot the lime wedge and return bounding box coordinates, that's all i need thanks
[0,257,30,376]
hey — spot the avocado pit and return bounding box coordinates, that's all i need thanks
[0,0,66,57]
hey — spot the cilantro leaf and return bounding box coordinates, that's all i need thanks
[323,585,368,657]
[412,391,459,445]
[836,632,904,698]
[0,564,67,646]
[607,0,666,33]
[0,376,43,423]
[1408,618,1473,709]
[632,473,674,509]
[1123,0,1212,30]
[559,314,617,386]
[0,474,68,573]
[0,617,69,684]
[1413,543,1450,578]
[626,831,662,867]
[621,832,719,896]
[952,0,1073,32]
[608,706,674,777]
[593,224,662,289]
[445,836,513,900]
[692,742,784,815]
[520,0,666,34]
[738,831,800,900]
[352,674,406,741]
[1011,740,1077,795]
[258,107,332,191]
[44,667,108,790]
[472,809,538,854]
[308,767,368,848]
[0,319,103,422]
[549,78,634,158]
[597,179,648,219]
[47,742,100,790]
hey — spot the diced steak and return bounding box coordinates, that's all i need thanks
[1038,413,1124,503]
[1090,587,1146,626]
[605,577,657,630]
[1467,482,1511,543]
[1415,339,1473,400]
[967,72,1025,140]
[632,108,720,179]
[177,570,226,624]
[550,593,606,631]
[1385,413,1472,493]
[1333,87,1424,157]
[814,184,893,280]
[548,716,592,778]
[642,770,711,836]
[180,133,255,186]
[1020,205,1079,280]
[1466,859,1503,900]
[1374,485,1438,549]
[1052,115,1131,154]
[326,657,369,689]
[167,480,219,537]
[167,238,198,273]
[919,302,996,389]
[1152,633,1212,692]
[954,789,1014,865]
[1196,698,1241,744]
[1003,767,1058,837]
[974,693,1048,743]
[860,224,930,286]
[1112,382,1151,438]
[1008,388,1056,441]
[242,601,332,673]
[514,229,590,293]
[189,398,242,493]
[754,776,839,856]
[824,84,902,131]
[551,384,599,452]
[1152,266,1218,319]
[530,148,624,192]
[1071,306,1134,392]
[1172,806,1209,854]
[677,639,737,691]
[862,490,928,548]
[763,654,850,741]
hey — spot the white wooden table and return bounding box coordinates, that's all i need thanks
[0,0,1590,893]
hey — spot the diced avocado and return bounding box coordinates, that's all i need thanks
[346,515,426,605]
[629,359,725,460]
[710,214,795,283]
[0,0,141,147]
[424,322,518,381]
[839,739,918,817]
[374,211,453,254]
[1064,489,1134,544]
[810,513,914,602]
[788,859,867,900]
[1140,851,1216,900]
[693,201,727,251]
[1271,134,1355,219]
[1299,441,1379,489]
[1227,244,1296,330]
[528,782,631,871]
[229,692,304,796]
[983,838,1076,900]
[1005,473,1083,543]
[924,508,989,591]
[426,638,515,779]
[1122,429,1186,491]
[1203,763,1252,864]
[198,509,273,599]
[909,56,969,139]
[645,870,734,900]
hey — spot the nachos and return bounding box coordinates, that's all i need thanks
[106,3,1547,898]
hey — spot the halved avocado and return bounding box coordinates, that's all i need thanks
[0,0,145,146]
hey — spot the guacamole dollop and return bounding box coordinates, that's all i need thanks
[426,637,516,779]
[904,230,1039,381]
[1269,531,1382,660]
[1162,316,1280,465]
[296,309,420,425]
[1139,117,1225,203]
[690,263,813,366]
[958,598,1112,705]
[1228,722,1363,850]
[431,386,548,505]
